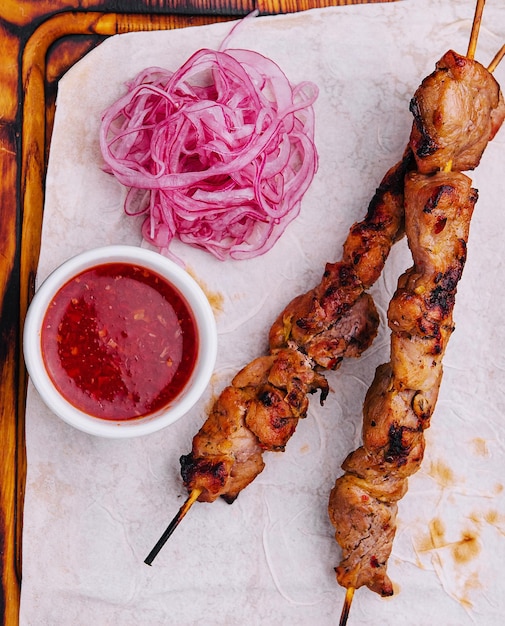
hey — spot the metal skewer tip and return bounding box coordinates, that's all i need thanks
[144,488,201,566]
[339,587,355,626]
[467,0,486,60]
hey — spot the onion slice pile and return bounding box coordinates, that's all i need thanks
[100,46,319,260]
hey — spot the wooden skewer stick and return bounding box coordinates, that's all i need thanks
[467,0,486,60]
[339,587,355,626]
[488,43,505,73]
[144,488,202,566]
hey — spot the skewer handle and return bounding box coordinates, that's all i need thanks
[144,488,201,566]
[488,43,505,73]
[467,0,486,59]
[339,587,355,626]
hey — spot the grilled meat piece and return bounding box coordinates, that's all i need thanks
[236,348,329,451]
[303,292,379,369]
[328,472,398,597]
[269,151,414,354]
[181,348,328,503]
[180,385,265,503]
[328,170,477,595]
[342,150,414,287]
[409,50,505,173]
[268,261,364,351]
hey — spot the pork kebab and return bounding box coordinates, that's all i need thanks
[145,140,417,563]
[178,152,414,505]
[328,42,505,616]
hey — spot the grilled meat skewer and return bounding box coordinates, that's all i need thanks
[181,348,329,503]
[329,171,477,596]
[180,47,505,507]
[180,152,415,505]
[328,48,504,598]
[269,152,413,365]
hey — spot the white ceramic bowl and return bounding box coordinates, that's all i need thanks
[23,245,217,438]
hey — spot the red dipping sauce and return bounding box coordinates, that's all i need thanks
[41,262,198,420]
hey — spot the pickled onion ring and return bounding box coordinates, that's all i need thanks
[100,45,318,260]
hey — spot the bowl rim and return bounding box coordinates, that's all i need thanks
[23,244,218,438]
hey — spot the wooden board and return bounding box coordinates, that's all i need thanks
[0,0,395,622]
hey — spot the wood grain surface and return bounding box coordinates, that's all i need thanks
[0,0,395,622]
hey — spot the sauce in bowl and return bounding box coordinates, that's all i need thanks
[41,262,198,420]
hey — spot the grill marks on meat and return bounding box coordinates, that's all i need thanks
[269,151,415,365]
[180,152,415,505]
[303,293,380,369]
[180,385,265,504]
[342,151,413,286]
[181,348,328,503]
[329,171,477,596]
[328,50,504,597]
[236,348,329,452]
[409,50,505,173]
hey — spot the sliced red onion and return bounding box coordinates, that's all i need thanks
[100,44,318,261]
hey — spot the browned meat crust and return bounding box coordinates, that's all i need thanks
[329,170,479,595]
[409,50,505,173]
[180,152,414,504]
[328,49,504,597]
[269,151,414,357]
[180,348,328,503]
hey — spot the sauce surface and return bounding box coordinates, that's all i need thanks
[41,262,198,420]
